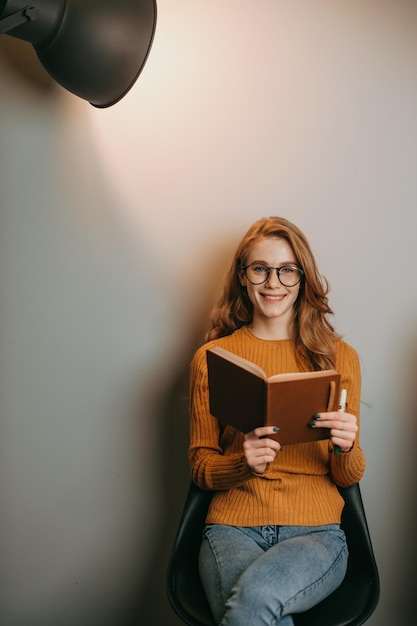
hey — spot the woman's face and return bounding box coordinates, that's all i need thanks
[241,237,301,334]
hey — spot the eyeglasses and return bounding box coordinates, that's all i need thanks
[241,263,304,287]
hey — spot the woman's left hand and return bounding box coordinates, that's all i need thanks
[312,410,358,453]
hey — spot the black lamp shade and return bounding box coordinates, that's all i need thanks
[0,0,157,107]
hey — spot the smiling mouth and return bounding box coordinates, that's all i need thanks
[261,294,285,301]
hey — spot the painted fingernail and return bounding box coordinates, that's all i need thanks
[308,421,316,428]
[313,414,321,420]
[273,427,280,432]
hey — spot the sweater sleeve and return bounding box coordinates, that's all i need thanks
[329,341,366,487]
[188,344,254,490]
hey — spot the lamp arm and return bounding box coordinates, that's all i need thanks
[0,5,37,34]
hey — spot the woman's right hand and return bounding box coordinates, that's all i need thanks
[243,426,281,474]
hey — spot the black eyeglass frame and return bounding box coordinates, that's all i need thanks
[240,263,304,287]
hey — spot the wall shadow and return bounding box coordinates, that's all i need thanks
[133,250,229,626]
[134,327,205,626]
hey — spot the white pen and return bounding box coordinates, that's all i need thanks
[334,389,347,455]
[339,389,347,413]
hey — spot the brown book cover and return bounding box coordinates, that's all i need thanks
[206,346,341,445]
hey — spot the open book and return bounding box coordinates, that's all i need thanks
[206,346,341,445]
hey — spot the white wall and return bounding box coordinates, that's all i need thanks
[1,1,416,624]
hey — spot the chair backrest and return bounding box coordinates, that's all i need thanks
[167,481,380,626]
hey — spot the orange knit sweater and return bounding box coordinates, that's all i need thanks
[189,326,366,526]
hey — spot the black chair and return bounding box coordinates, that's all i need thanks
[167,481,380,626]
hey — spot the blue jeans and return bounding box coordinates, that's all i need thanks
[199,523,348,626]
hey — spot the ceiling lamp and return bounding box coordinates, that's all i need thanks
[0,0,157,107]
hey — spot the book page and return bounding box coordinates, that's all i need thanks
[267,369,339,383]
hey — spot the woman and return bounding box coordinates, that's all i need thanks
[188,216,365,626]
